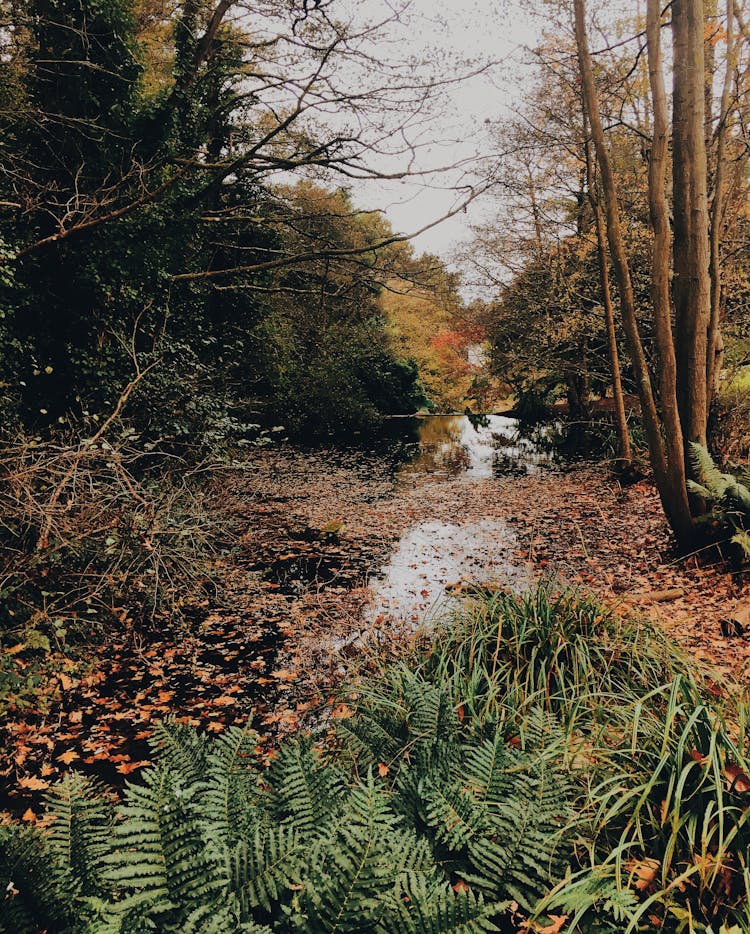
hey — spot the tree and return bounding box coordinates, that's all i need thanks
[573,0,748,546]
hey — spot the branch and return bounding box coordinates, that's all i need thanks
[172,184,491,281]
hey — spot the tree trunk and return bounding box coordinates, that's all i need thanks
[583,115,631,467]
[574,0,694,544]
[707,0,735,398]
[672,0,712,455]
[644,0,690,514]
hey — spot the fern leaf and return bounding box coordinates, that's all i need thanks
[266,737,344,833]
[105,766,221,921]
[149,718,209,787]
[378,878,502,933]
[44,773,114,901]
[689,442,729,497]
[200,722,259,847]
[296,773,411,932]
[227,825,302,915]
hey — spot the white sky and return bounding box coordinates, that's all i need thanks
[344,0,546,262]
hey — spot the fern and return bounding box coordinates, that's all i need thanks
[295,773,412,932]
[150,718,209,787]
[689,441,730,498]
[200,722,260,847]
[266,736,344,833]
[226,825,302,915]
[44,773,113,901]
[378,877,503,933]
[104,765,220,922]
[0,824,75,934]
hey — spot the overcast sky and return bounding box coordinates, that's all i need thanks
[343,0,546,262]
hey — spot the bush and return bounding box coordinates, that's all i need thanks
[0,427,219,710]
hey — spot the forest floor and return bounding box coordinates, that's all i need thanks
[3,441,749,820]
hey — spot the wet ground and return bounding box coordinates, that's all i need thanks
[4,414,748,817]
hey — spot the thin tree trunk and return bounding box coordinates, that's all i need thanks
[574,0,693,543]
[583,117,631,466]
[672,0,713,453]
[707,0,735,397]
[645,0,689,509]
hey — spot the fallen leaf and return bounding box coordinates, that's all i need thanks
[56,750,79,765]
[18,776,50,791]
[270,668,297,682]
[625,857,660,892]
[726,763,750,793]
[21,808,36,822]
[116,760,151,775]
[378,762,389,777]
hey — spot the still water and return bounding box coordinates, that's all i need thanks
[364,415,549,626]
[395,413,556,480]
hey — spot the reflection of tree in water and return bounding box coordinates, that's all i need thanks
[407,417,471,475]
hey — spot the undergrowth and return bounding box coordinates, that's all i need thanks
[0,428,221,712]
[2,586,749,933]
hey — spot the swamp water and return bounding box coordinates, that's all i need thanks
[363,414,557,626]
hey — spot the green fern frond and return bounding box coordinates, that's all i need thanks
[731,530,750,556]
[200,722,260,847]
[0,824,73,934]
[181,900,272,933]
[227,825,302,915]
[296,773,418,932]
[378,878,503,933]
[105,765,220,921]
[44,773,113,901]
[266,737,344,833]
[150,718,209,787]
[689,442,730,497]
[725,476,750,515]
[422,781,487,850]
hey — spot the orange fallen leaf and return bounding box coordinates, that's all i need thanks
[211,695,236,707]
[14,745,31,767]
[156,690,174,704]
[536,915,568,933]
[625,857,660,892]
[270,668,297,682]
[452,880,470,894]
[69,710,83,724]
[726,763,750,793]
[21,808,36,822]
[18,776,50,791]
[378,762,389,777]
[56,750,79,765]
[116,760,151,775]
[58,673,74,691]
[331,704,354,719]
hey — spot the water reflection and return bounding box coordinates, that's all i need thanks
[397,414,556,480]
[365,518,530,624]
